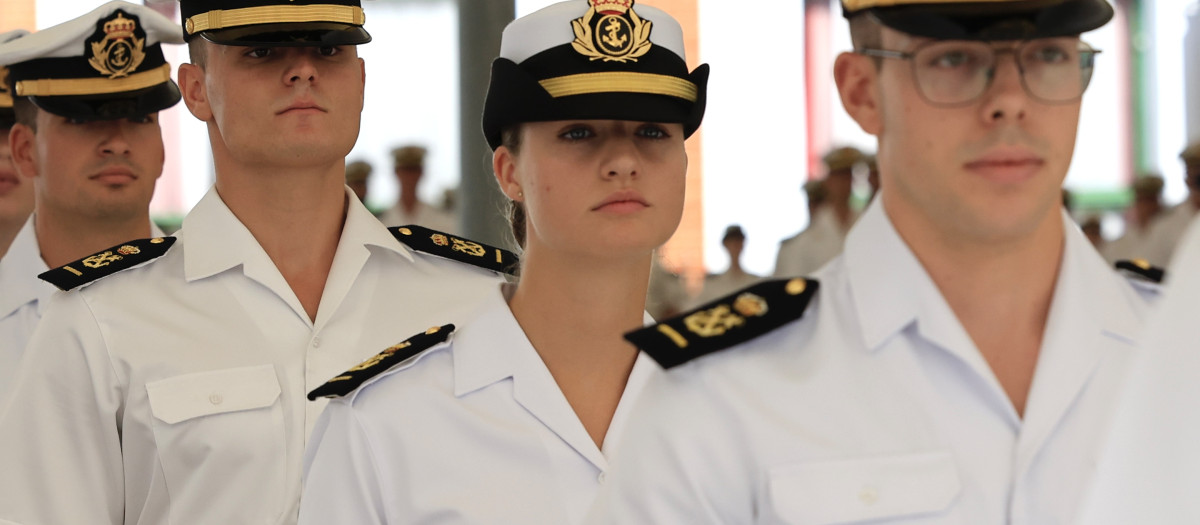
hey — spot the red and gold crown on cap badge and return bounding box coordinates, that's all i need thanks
[571,0,652,63]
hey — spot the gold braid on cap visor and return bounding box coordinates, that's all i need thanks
[185,4,366,34]
[538,72,698,102]
[15,63,172,97]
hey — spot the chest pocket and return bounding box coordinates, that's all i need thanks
[145,364,287,524]
[767,451,961,524]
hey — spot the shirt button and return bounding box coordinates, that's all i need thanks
[858,485,879,506]
[312,336,322,348]
[597,472,607,484]
[209,393,223,405]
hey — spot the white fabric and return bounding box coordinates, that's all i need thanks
[0,187,503,525]
[587,199,1155,525]
[298,286,661,525]
[499,0,685,64]
[1100,220,1156,264]
[1140,200,1198,269]
[0,1,181,66]
[377,201,457,234]
[0,216,163,407]
[1079,216,1200,524]
[773,206,858,278]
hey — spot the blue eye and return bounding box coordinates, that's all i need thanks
[560,127,593,140]
[1028,44,1070,64]
[637,125,670,139]
[930,50,972,69]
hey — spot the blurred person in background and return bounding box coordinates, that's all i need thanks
[693,225,761,307]
[0,30,33,259]
[345,159,372,205]
[773,147,862,277]
[379,144,456,232]
[1142,142,1200,267]
[1102,173,1163,263]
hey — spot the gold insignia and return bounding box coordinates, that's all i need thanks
[786,278,807,296]
[571,0,653,63]
[82,251,123,269]
[657,324,689,348]
[1131,258,1151,270]
[346,353,388,373]
[398,227,412,236]
[451,238,486,257]
[87,11,147,79]
[116,245,141,256]
[425,326,441,335]
[684,304,745,338]
[150,238,165,244]
[63,266,83,277]
[732,293,768,318]
[381,341,412,355]
[432,234,449,246]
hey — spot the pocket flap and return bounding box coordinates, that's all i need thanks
[768,451,961,524]
[146,364,282,425]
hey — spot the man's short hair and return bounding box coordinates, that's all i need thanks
[188,40,207,69]
[848,13,882,52]
[12,96,37,131]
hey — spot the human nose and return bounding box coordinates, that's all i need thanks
[98,121,133,156]
[284,50,319,85]
[603,138,641,180]
[979,50,1028,123]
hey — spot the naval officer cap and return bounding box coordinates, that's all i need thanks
[482,0,709,150]
[0,2,181,121]
[0,30,30,129]
[842,0,1114,41]
[179,0,371,46]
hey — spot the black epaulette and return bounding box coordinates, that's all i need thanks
[626,278,819,369]
[390,225,518,275]
[38,237,176,291]
[307,324,455,401]
[1115,259,1165,284]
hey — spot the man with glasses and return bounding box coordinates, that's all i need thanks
[587,1,1154,523]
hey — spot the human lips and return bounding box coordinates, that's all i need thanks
[276,98,327,115]
[593,190,649,213]
[965,149,1045,183]
[0,170,18,195]
[90,165,137,185]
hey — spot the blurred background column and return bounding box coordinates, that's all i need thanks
[457,0,515,247]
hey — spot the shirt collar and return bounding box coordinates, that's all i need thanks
[844,200,1144,351]
[182,186,413,282]
[0,216,51,318]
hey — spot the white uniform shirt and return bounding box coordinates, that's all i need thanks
[299,286,661,525]
[773,207,858,278]
[1080,216,1200,524]
[0,188,503,525]
[378,200,457,234]
[588,201,1155,525]
[0,216,163,405]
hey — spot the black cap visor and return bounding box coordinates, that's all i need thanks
[0,108,15,130]
[482,51,709,150]
[198,22,371,47]
[867,0,1113,40]
[29,81,181,121]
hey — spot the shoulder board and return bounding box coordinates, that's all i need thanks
[1115,259,1165,284]
[307,324,455,401]
[626,278,819,369]
[390,225,518,276]
[38,236,176,291]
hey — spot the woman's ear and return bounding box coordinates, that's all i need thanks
[834,51,883,136]
[493,146,523,202]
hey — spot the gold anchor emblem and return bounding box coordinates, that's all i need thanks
[571,0,653,63]
[599,16,630,53]
[82,251,123,269]
[87,11,146,79]
[683,304,745,338]
[451,238,486,257]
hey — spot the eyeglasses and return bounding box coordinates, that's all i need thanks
[856,38,1100,107]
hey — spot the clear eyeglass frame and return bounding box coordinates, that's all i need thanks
[855,38,1101,108]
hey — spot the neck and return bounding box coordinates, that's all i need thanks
[0,217,25,259]
[832,201,854,229]
[211,152,349,322]
[34,208,154,268]
[399,185,419,214]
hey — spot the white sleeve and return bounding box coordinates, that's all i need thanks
[0,292,125,525]
[585,372,756,525]
[299,398,389,525]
